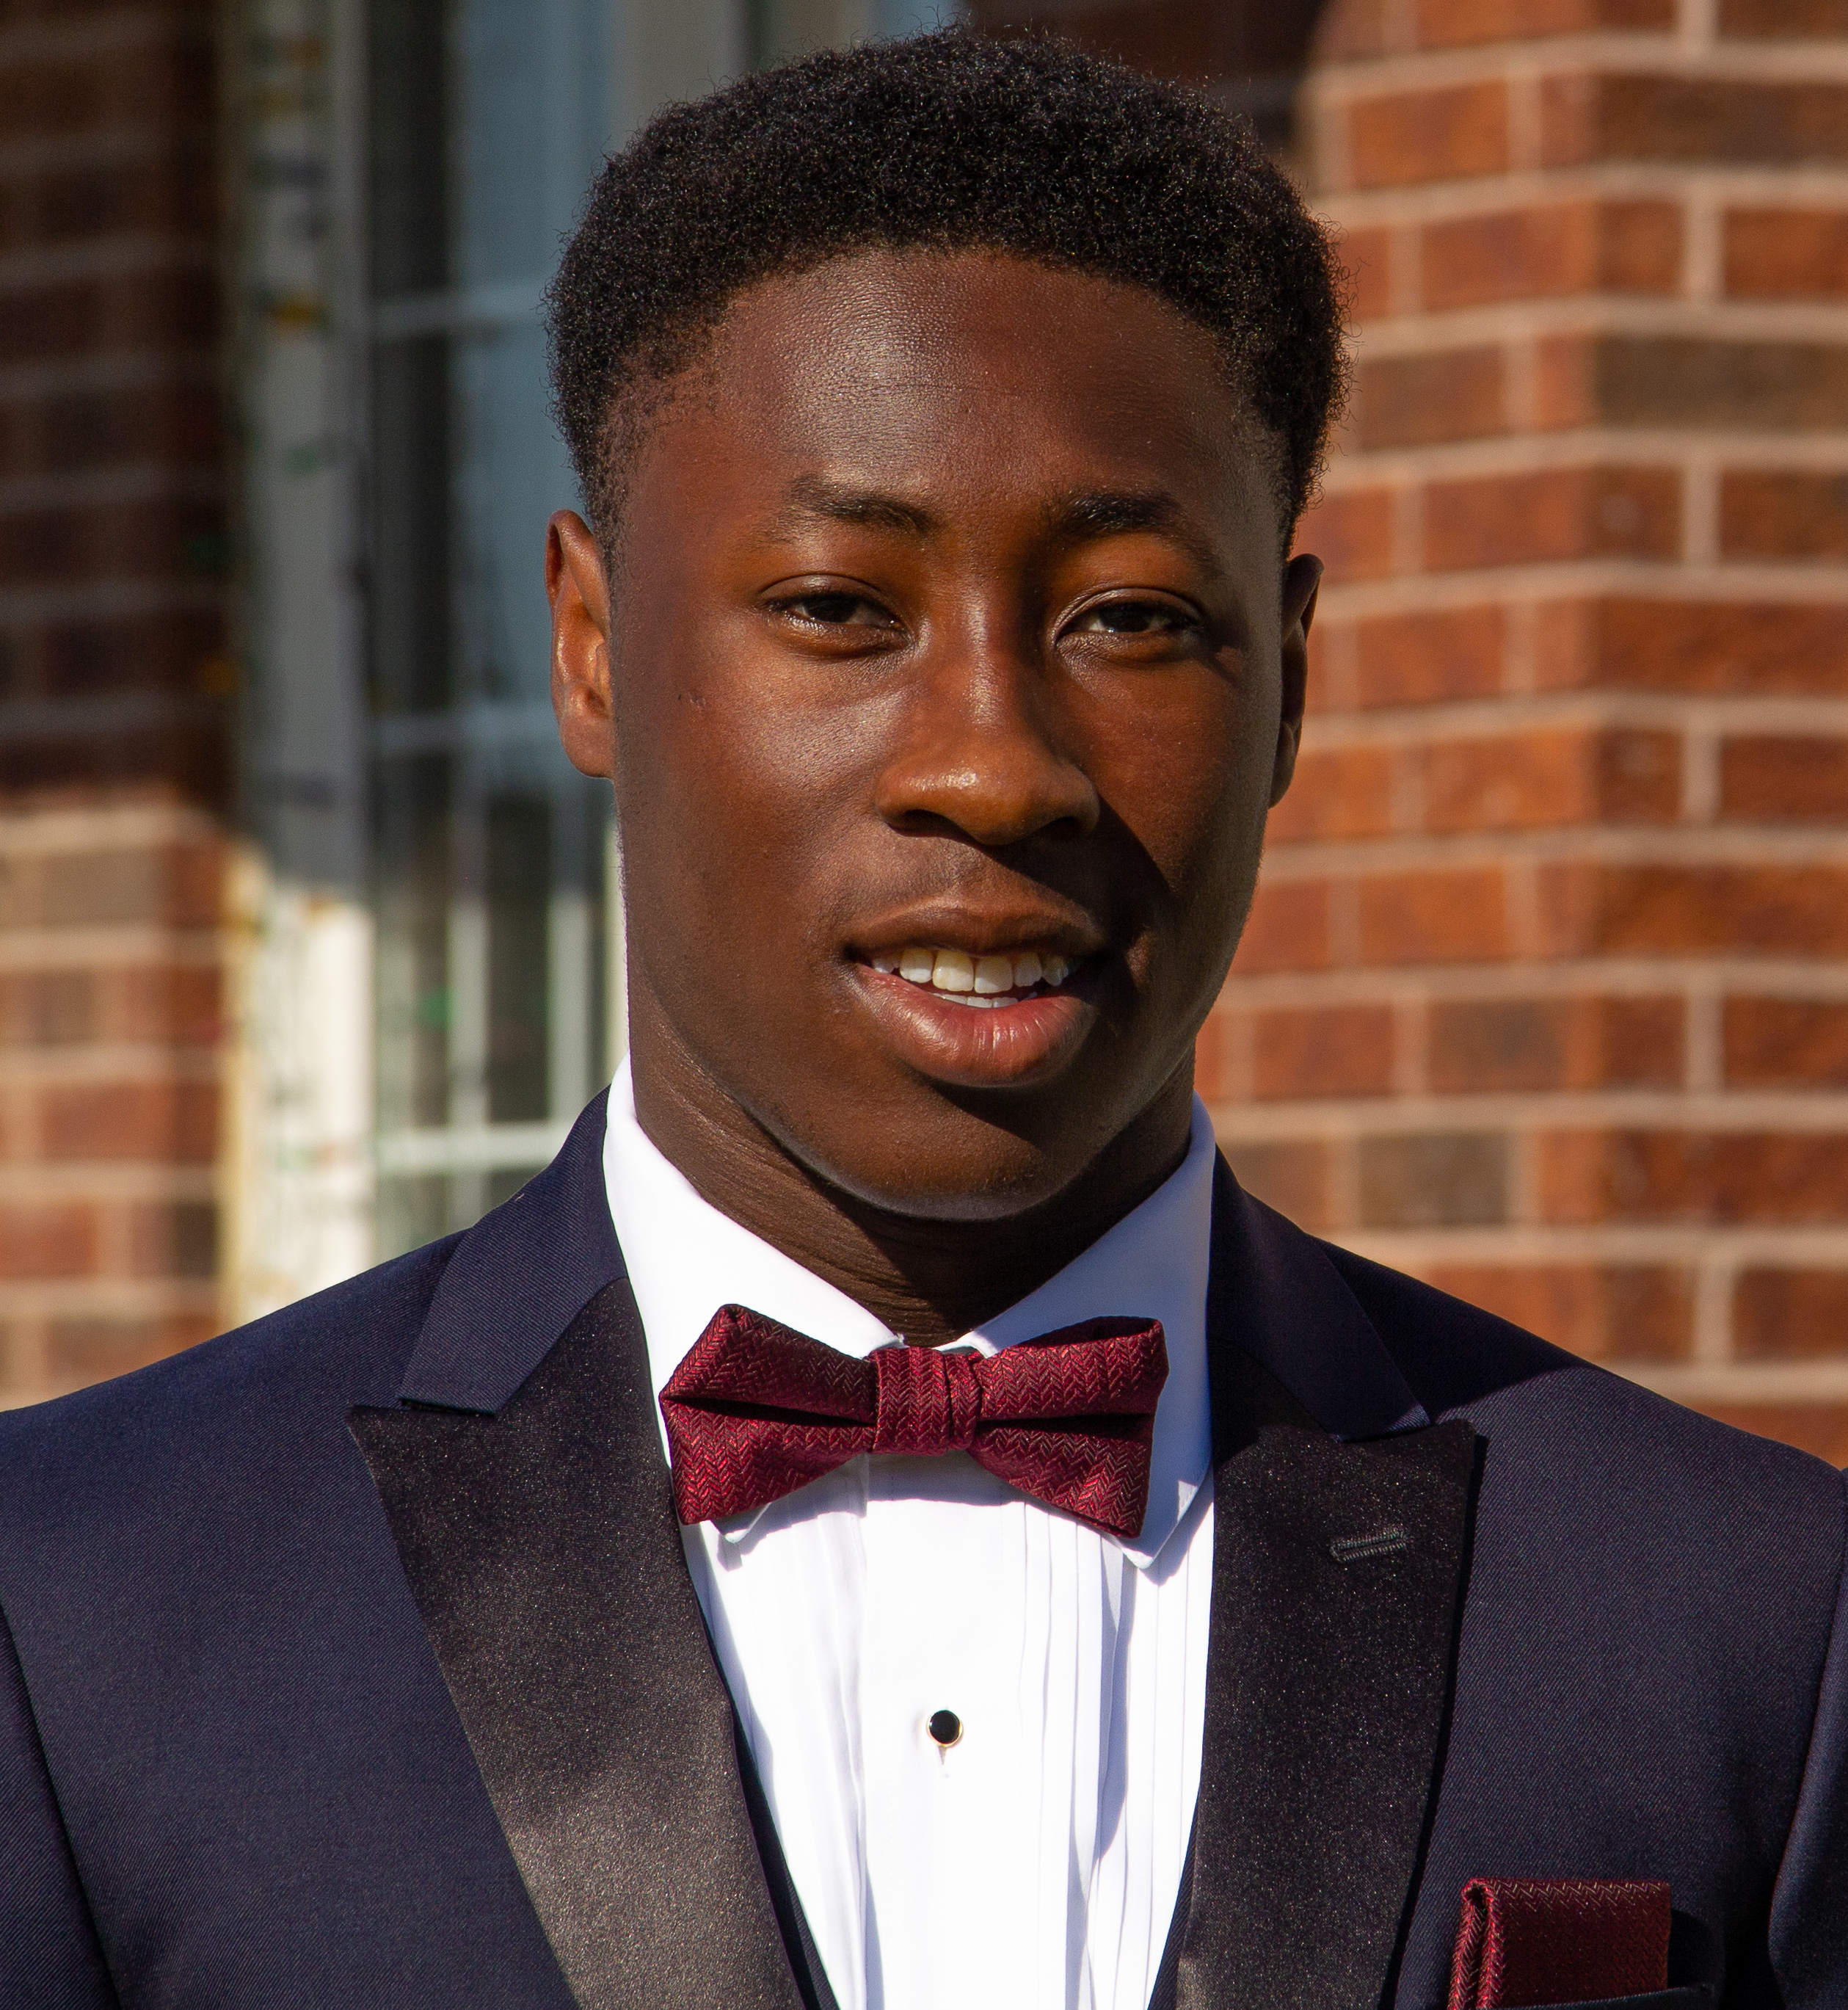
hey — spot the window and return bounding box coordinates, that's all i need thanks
[367,0,619,1255]
[233,0,959,1314]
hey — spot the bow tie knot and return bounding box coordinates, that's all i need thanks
[873,1343,982,1457]
[660,1303,1169,1538]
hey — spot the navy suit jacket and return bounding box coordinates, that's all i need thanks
[2,1094,1844,2010]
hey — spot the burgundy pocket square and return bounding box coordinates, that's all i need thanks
[1447,1877,1671,2009]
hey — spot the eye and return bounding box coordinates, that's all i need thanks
[1066,598,1198,639]
[774,590,903,631]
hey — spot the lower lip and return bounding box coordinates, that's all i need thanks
[848,965,1095,1086]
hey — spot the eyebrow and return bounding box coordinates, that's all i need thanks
[769,477,942,538]
[1043,489,1221,573]
[764,477,1221,570]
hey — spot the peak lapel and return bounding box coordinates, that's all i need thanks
[349,1122,804,2010]
[1173,1168,1480,2010]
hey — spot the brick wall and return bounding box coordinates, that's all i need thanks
[1201,0,1848,1462]
[0,1,232,1407]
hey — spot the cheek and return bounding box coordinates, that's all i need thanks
[1092,655,1276,901]
[611,633,872,971]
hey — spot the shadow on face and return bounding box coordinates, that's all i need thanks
[550,247,1318,1235]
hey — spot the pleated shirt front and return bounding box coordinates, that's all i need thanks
[603,1062,1216,2010]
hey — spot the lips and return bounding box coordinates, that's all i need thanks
[870,944,1077,1007]
[848,929,1102,1086]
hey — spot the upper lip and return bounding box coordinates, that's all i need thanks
[848,904,1107,964]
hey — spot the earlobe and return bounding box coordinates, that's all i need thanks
[1269,553,1320,808]
[549,509,618,782]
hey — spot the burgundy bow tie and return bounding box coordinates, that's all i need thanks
[659,1304,1169,1539]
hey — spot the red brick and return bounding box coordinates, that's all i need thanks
[1419,725,1680,832]
[1358,866,1509,964]
[1428,994,1683,1091]
[1336,222,1395,322]
[0,722,228,803]
[1232,877,1332,973]
[1350,606,1505,708]
[1345,81,1510,189]
[44,1314,215,1385]
[0,377,222,485]
[1720,471,1848,561]
[1544,73,1848,169]
[0,34,215,144]
[1734,1269,1848,1357]
[0,608,225,706]
[37,1080,218,1163]
[1267,743,1397,842]
[1719,0,1848,35]
[1421,200,1681,311]
[1538,1127,1848,1222]
[1533,598,1848,696]
[0,496,224,591]
[0,1202,100,1280]
[0,969,98,1045]
[1216,1138,1339,1230]
[113,962,223,1045]
[1313,0,1391,61]
[126,1200,217,1279]
[1415,0,1673,41]
[1720,735,1848,823]
[1424,467,1681,572]
[1250,1004,1396,1099]
[1193,1010,1236,1103]
[1540,861,1848,956]
[1725,208,1848,298]
[1421,1262,1692,1359]
[0,268,218,371]
[1353,347,1506,451]
[1724,996,1848,1085]
[16,841,225,929]
[1294,486,1395,583]
[1359,1130,1508,1224]
[0,148,217,259]
[1609,338,1848,428]
[1693,1402,1848,1464]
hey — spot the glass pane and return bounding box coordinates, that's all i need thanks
[368,0,616,1261]
[487,794,550,1122]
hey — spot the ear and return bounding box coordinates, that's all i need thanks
[549,509,616,781]
[1268,553,1321,808]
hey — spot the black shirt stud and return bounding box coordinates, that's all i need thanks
[928,1708,962,1748]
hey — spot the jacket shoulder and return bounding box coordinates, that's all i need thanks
[0,1233,462,1545]
[1320,1233,1847,1523]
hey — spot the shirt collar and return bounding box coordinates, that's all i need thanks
[602,1058,1215,1571]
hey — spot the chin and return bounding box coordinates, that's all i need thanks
[777,1097,1116,1226]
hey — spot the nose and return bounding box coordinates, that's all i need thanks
[872,626,1100,850]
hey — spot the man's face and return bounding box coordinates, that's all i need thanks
[556,250,1313,1222]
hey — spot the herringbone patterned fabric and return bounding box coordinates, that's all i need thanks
[1447,1876,1671,2008]
[659,1305,1168,1538]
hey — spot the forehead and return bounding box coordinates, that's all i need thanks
[623,250,1277,540]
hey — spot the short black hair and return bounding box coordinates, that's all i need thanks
[546,28,1344,545]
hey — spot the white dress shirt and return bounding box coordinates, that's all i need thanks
[603,1059,1217,2010]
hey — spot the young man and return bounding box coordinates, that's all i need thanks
[1,32,1841,2010]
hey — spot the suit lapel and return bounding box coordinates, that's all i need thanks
[1172,1167,1480,2010]
[349,1106,804,2010]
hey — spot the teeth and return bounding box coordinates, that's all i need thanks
[876,945,1080,998]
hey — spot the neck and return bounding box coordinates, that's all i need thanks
[628,1046,1196,1349]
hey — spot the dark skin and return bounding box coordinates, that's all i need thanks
[547,250,1318,1346]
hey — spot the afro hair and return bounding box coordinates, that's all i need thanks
[546,27,1345,545]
